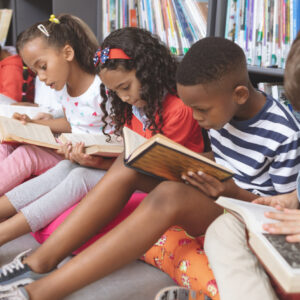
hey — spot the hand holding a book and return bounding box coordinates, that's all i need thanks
[59,142,112,169]
[12,112,32,124]
[263,208,300,243]
[182,171,238,199]
[253,190,299,210]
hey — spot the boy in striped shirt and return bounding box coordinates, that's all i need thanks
[204,34,300,300]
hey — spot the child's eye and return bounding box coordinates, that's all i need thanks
[122,85,130,91]
[40,65,47,71]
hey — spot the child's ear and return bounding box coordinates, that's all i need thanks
[63,44,75,62]
[233,86,249,105]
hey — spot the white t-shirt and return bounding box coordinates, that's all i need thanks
[34,77,65,118]
[62,75,112,134]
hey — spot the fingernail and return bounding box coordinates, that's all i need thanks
[197,171,203,176]
[187,171,194,176]
[181,175,186,180]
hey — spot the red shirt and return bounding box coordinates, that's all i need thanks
[0,55,23,102]
[126,93,204,153]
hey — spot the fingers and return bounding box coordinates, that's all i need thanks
[12,113,31,124]
[286,234,300,243]
[181,171,224,198]
[263,221,300,236]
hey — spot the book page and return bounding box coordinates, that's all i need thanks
[59,133,123,147]
[0,105,49,119]
[0,93,17,105]
[0,116,58,147]
[123,127,148,160]
[216,196,279,233]
[263,234,300,269]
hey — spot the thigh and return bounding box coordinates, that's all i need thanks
[146,181,223,237]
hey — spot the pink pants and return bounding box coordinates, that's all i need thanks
[0,144,62,195]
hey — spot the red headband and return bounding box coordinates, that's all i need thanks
[93,47,131,66]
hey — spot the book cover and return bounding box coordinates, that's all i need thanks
[216,196,300,294]
[123,127,234,182]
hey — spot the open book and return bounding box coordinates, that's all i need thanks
[123,127,234,182]
[0,116,123,157]
[0,93,17,105]
[216,196,300,294]
[0,116,59,149]
[0,104,50,119]
[58,133,123,157]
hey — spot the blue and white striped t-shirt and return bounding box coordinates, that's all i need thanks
[209,94,300,196]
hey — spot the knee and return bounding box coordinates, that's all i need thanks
[144,181,186,219]
[56,159,76,171]
[204,213,243,253]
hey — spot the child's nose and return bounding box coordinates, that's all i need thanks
[121,96,130,103]
[38,73,47,82]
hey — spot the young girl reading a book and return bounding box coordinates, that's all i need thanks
[0,27,203,262]
[0,13,110,197]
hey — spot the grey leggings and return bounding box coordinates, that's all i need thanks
[6,160,106,232]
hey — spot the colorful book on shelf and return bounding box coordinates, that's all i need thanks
[123,127,234,182]
[216,196,300,294]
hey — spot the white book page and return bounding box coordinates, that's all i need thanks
[0,117,57,145]
[216,196,279,233]
[0,105,49,119]
[123,127,147,160]
[0,93,16,105]
[60,133,123,147]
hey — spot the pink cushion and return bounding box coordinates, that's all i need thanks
[31,193,146,254]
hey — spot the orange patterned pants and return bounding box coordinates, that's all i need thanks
[141,226,219,300]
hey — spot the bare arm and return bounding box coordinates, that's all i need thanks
[32,117,71,133]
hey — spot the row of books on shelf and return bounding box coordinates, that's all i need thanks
[258,82,300,122]
[102,0,208,55]
[225,0,300,69]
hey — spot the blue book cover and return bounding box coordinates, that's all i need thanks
[173,0,194,44]
[146,0,153,32]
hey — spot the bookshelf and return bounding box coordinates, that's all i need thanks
[0,0,102,45]
[212,0,285,85]
[0,0,285,87]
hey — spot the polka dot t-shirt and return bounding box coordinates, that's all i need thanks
[62,75,112,134]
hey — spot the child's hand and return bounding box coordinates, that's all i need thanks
[56,142,73,160]
[69,142,104,168]
[253,190,299,210]
[263,208,300,243]
[33,112,54,120]
[181,171,237,198]
[12,113,32,124]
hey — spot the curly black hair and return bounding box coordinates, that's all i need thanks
[176,37,247,86]
[99,27,178,137]
[16,14,99,75]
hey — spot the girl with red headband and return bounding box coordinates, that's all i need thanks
[0,27,216,300]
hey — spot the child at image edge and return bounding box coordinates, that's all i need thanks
[0,13,109,196]
[2,37,300,300]
[203,32,300,300]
